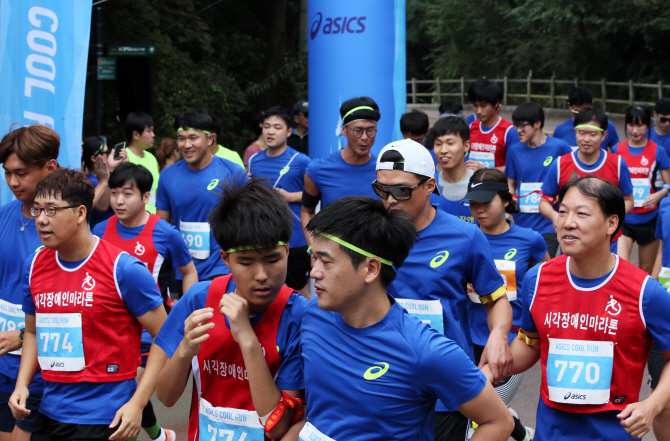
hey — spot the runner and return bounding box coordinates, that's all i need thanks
[9,168,168,441]
[374,139,512,441]
[153,179,307,440]
[498,176,670,440]
[506,102,572,256]
[92,163,197,441]
[123,112,160,214]
[300,97,380,243]
[248,106,312,297]
[429,116,476,224]
[467,79,519,171]
[613,104,670,274]
[291,195,513,441]
[156,110,247,295]
[464,168,549,441]
[0,125,58,441]
[539,107,634,253]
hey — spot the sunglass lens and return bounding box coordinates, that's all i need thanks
[372,184,388,199]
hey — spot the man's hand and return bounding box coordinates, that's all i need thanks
[177,308,215,359]
[108,397,143,441]
[220,292,256,346]
[0,330,22,356]
[94,155,110,182]
[642,191,666,210]
[479,330,512,383]
[8,386,30,420]
[107,147,128,172]
[465,160,485,171]
[618,399,661,439]
[276,188,292,203]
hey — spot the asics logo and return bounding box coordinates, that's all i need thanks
[364,362,389,380]
[543,156,553,166]
[207,179,219,191]
[280,166,290,176]
[504,248,517,260]
[430,251,449,268]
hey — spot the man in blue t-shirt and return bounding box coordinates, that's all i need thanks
[506,102,572,256]
[374,139,511,441]
[0,126,59,441]
[156,110,248,296]
[248,106,311,297]
[300,97,380,245]
[650,99,670,194]
[9,169,167,441]
[553,87,619,150]
[297,195,513,441]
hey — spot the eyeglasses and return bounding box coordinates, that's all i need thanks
[514,122,532,131]
[346,126,377,138]
[658,116,670,124]
[30,206,80,217]
[371,179,427,201]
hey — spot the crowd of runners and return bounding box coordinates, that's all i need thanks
[0,77,669,441]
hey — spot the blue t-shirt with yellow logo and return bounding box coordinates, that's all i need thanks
[468,222,547,347]
[156,156,247,280]
[248,147,310,248]
[505,136,572,234]
[297,298,486,440]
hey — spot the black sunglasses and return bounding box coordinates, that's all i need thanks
[659,116,670,124]
[371,179,428,201]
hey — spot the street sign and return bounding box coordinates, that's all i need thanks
[107,44,158,56]
[97,57,116,80]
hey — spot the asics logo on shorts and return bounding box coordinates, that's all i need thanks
[430,251,449,268]
[364,362,389,380]
[207,179,219,191]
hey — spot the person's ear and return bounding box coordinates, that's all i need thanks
[363,257,382,285]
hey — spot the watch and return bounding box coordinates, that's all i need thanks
[19,328,24,342]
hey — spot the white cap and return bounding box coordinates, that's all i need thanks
[376,138,439,195]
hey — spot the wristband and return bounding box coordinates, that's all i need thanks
[19,328,24,342]
[517,329,541,346]
[263,391,305,433]
[662,184,670,191]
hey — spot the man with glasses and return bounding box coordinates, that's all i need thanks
[373,139,512,441]
[506,102,572,256]
[553,88,620,151]
[9,168,168,441]
[300,97,380,244]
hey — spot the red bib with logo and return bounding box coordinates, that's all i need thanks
[469,118,514,167]
[616,140,658,214]
[103,214,162,281]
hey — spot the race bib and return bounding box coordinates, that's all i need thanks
[35,313,85,372]
[468,151,495,168]
[0,299,25,355]
[518,182,543,213]
[180,221,211,260]
[469,260,517,303]
[199,398,264,441]
[395,298,444,334]
[299,422,337,441]
[658,267,670,292]
[631,178,651,208]
[546,338,613,405]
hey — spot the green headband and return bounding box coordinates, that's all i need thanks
[93,143,105,156]
[177,127,212,135]
[225,242,286,254]
[342,106,375,122]
[575,124,604,132]
[316,231,393,266]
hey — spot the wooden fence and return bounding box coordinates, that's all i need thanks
[407,77,670,113]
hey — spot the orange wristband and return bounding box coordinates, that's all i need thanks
[263,391,305,433]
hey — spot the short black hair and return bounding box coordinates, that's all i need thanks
[124,112,153,143]
[439,100,463,116]
[264,106,293,130]
[173,109,216,134]
[624,104,652,136]
[252,111,265,136]
[558,176,625,242]
[573,107,608,131]
[471,168,517,214]
[108,163,154,196]
[209,179,293,252]
[567,87,593,107]
[82,136,105,170]
[655,98,670,115]
[468,79,502,105]
[400,110,429,136]
[35,168,94,222]
[305,196,417,288]
[512,102,545,128]
[211,116,222,140]
[426,116,470,148]
[340,97,380,125]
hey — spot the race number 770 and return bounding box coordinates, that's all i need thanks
[554,359,600,384]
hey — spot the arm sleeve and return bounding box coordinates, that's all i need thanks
[541,162,560,197]
[468,228,505,297]
[520,265,540,333]
[618,158,634,196]
[116,254,163,317]
[657,146,670,170]
[156,170,171,212]
[530,232,548,263]
[642,278,670,351]
[505,147,518,180]
[275,294,309,391]
[22,254,36,315]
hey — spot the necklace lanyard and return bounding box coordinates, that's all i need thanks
[20,209,32,232]
[273,153,299,188]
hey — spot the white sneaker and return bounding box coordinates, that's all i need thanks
[522,426,534,441]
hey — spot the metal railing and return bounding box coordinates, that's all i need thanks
[407,76,669,113]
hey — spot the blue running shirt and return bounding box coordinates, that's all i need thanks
[305,151,378,207]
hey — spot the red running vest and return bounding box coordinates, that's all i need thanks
[530,255,651,413]
[616,140,658,214]
[469,118,514,167]
[187,274,293,441]
[103,214,163,281]
[29,239,142,383]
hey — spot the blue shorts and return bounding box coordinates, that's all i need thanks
[0,389,43,433]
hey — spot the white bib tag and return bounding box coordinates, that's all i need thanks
[395,298,444,334]
[518,182,542,213]
[631,178,651,208]
[299,422,337,441]
[198,398,264,441]
[659,267,670,292]
[180,221,211,260]
[469,151,495,168]
[0,299,25,355]
[35,313,85,372]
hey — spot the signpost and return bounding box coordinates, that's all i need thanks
[97,57,115,80]
[107,44,157,56]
